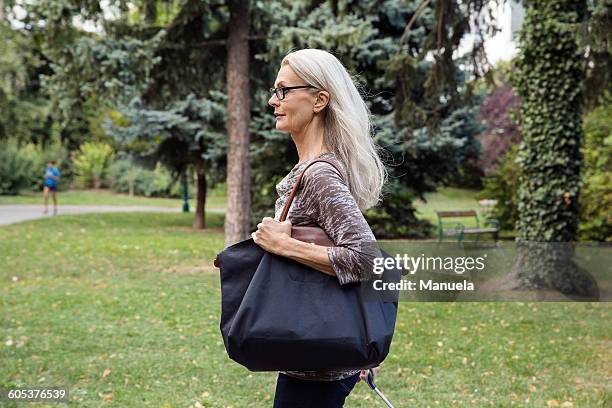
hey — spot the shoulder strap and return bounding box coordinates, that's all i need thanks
[279,158,345,222]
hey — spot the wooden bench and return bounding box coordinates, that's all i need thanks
[436,210,499,243]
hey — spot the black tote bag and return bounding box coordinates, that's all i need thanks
[216,160,401,372]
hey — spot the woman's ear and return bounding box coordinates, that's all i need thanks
[313,91,330,113]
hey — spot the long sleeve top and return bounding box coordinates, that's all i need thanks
[273,152,381,381]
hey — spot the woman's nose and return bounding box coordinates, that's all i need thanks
[268,95,279,108]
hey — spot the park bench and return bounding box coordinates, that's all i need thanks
[436,210,500,243]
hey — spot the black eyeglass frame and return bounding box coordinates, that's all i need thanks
[269,85,317,101]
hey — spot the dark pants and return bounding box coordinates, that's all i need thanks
[272,372,360,408]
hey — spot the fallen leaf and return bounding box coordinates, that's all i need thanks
[99,392,113,403]
[102,368,111,378]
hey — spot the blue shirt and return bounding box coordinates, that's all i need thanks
[44,167,60,187]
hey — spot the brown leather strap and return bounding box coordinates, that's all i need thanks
[279,158,344,222]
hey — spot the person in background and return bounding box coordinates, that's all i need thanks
[43,160,60,215]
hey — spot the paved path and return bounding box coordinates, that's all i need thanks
[0,205,224,226]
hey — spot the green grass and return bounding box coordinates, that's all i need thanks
[0,188,227,209]
[1,213,609,407]
[2,186,511,236]
[413,187,485,224]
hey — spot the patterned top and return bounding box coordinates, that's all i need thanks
[274,152,381,381]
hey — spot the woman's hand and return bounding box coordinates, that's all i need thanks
[356,365,381,384]
[251,217,292,255]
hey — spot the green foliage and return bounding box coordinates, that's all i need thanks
[73,142,115,188]
[508,0,587,243]
[579,104,612,241]
[0,23,52,146]
[449,160,485,190]
[507,0,603,295]
[14,0,164,150]
[106,92,227,183]
[0,139,70,194]
[0,23,30,98]
[42,34,163,108]
[109,158,181,198]
[365,182,432,239]
[480,103,612,240]
[251,1,485,237]
[0,141,36,195]
[478,145,521,231]
[4,0,490,237]
[42,34,163,150]
[388,0,497,130]
[580,0,612,109]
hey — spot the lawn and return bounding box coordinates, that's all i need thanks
[1,213,609,407]
[2,186,476,217]
[1,186,515,239]
[0,188,227,210]
[413,187,516,239]
[3,186,482,219]
[412,187,490,224]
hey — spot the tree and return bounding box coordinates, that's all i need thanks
[0,16,54,147]
[475,69,521,176]
[250,0,489,238]
[508,0,598,297]
[106,93,227,228]
[578,103,612,242]
[19,0,232,229]
[580,0,612,110]
[225,0,251,245]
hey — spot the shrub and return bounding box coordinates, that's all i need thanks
[0,141,35,194]
[73,142,115,188]
[21,142,71,191]
[365,182,433,239]
[0,140,70,194]
[134,162,172,197]
[109,159,181,197]
[579,105,612,241]
[108,159,140,196]
[19,143,46,190]
[477,144,521,231]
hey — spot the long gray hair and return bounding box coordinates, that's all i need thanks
[281,48,387,210]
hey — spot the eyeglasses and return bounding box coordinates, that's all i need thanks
[269,85,317,101]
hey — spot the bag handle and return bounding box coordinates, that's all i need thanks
[279,158,345,222]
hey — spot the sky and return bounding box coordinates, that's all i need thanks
[457,0,524,64]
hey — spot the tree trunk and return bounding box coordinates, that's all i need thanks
[143,0,156,24]
[508,0,598,299]
[193,161,207,230]
[224,0,251,246]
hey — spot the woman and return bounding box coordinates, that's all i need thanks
[251,49,386,407]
